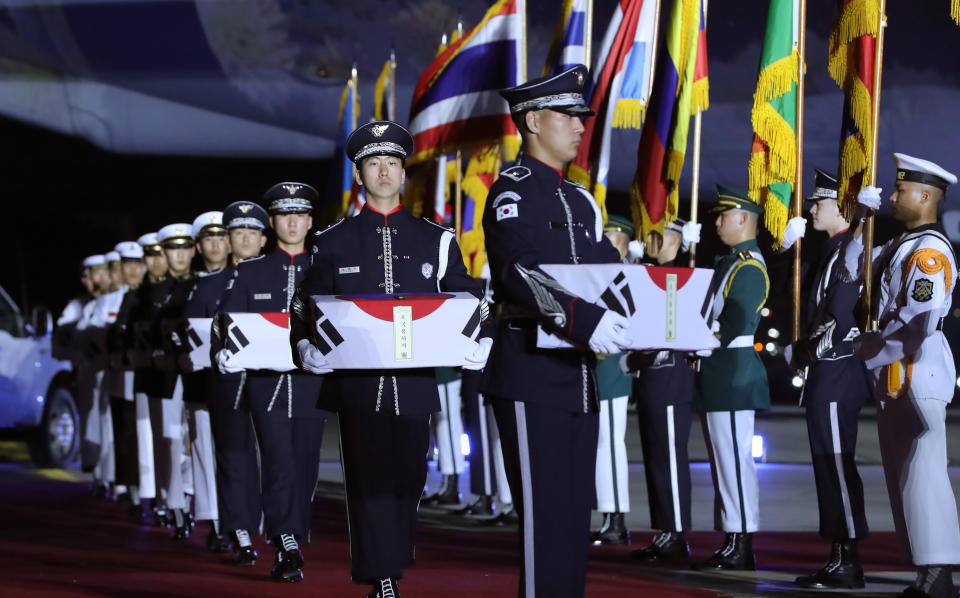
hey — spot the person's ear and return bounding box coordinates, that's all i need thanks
[353,165,363,187]
[525,110,540,135]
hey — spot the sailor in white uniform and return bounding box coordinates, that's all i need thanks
[843,153,960,598]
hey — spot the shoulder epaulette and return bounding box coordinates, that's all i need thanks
[738,250,753,262]
[315,217,346,237]
[198,267,224,278]
[500,165,531,181]
[566,179,586,190]
[236,255,265,266]
[421,218,455,233]
[724,256,770,310]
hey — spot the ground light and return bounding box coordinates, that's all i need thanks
[460,433,471,457]
[752,435,765,462]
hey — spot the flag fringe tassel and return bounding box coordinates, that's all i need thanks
[612,99,647,130]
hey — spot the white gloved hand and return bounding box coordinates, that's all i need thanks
[618,353,631,375]
[589,311,631,354]
[297,339,333,375]
[780,216,807,250]
[215,349,243,374]
[463,337,493,371]
[627,240,645,262]
[695,348,713,357]
[857,185,882,211]
[681,221,701,251]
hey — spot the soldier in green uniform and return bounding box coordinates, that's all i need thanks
[692,185,770,571]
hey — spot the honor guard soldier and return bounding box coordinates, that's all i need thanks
[591,215,637,546]
[481,65,630,597]
[53,259,97,360]
[217,182,327,583]
[780,169,872,589]
[180,211,230,552]
[692,185,770,571]
[291,120,491,598]
[127,233,170,524]
[843,154,960,598]
[203,200,269,565]
[626,218,700,563]
[153,223,198,540]
[76,254,109,480]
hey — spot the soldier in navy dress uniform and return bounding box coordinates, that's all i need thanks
[781,168,872,589]
[180,211,231,552]
[842,155,960,598]
[481,65,631,597]
[196,200,268,565]
[290,120,491,598]
[626,218,699,563]
[216,183,327,583]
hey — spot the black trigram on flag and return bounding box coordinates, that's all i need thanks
[313,308,345,356]
[221,314,250,355]
[186,326,204,351]
[599,271,635,318]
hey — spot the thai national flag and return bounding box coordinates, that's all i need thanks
[407,0,523,166]
[567,0,658,222]
[543,0,590,78]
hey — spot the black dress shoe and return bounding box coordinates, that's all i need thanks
[632,531,690,563]
[206,526,231,553]
[270,535,304,583]
[899,565,957,598]
[423,475,460,506]
[367,578,400,598]
[591,512,630,545]
[795,541,865,589]
[170,509,190,540]
[128,503,144,520]
[692,532,756,571]
[457,494,495,517]
[92,484,107,499]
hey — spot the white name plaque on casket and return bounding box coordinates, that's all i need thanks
[309,292,482,369]
[536,264,720,352]
[220,313,296,372]
[185,318,212,371]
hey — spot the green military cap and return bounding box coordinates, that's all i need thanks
[604,214,635,237]
[712,184,764,215]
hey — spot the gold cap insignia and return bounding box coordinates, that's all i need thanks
[897,170,906,180]
[175,226,186,235]
[283,184,301,195]
[239,204,252,213]
[370,124,389,138]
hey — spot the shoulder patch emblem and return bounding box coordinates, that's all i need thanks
[500,166,531,181]
[912,278,934,302]
[492,190,521,207]
[422,262,434,279]
[497,204,519,221]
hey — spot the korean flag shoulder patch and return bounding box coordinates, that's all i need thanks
[496,203,518,221]
[912,278,934,302]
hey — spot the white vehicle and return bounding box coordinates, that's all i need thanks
[0,285,77,467]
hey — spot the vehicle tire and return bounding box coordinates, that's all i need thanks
[29,386,80,468]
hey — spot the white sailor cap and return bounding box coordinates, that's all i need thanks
[83,255,107,270]
[192,211,226,239]
[894,153,957,192]
[114,241,144,260]
[137,232,164,256]
[157,223,194,248]
[105,251,121,264]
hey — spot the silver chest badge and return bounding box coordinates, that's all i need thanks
[421,262,434,279]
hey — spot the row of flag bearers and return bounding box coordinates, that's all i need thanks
[53,64,960,598]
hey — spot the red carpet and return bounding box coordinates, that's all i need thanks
[0,469,911,597]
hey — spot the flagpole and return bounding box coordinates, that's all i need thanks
[455,150,463,241]
[688,0,707,267]
[792,0,806,343]
[389,47,397,121]
[863,0,887,332]
[519,0,527,82]
[584,0,593,68]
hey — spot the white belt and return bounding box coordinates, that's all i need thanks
[727,335,755,349]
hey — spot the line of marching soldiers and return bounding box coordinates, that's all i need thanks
[50,64,960,598]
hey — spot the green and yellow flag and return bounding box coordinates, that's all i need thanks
[747,0,800,247]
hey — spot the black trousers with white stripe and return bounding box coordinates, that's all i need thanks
[491,397,598,598]
[804,358,870,541]
[338,411,430,583]
[636,397,693,532]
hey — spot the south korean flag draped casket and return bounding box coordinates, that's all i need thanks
[536,264,721,352]
[219,313,297,372]
[307,292,482,369]
[183,318,213,371]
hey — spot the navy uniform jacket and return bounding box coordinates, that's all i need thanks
[291,204,486,416]
[129,277,169,398]
[180,267,232,403]
[794,231,871,405]
[220,249,323,417]
[479,154,621,413]
[153,274,196,398]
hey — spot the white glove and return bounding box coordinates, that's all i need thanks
[618,353,631,375]
[589,311,631,354]
[215,349,243,374]
[463,337,493,371]
[627,240,645,262]
[780,216,807,249]
[695,348,713,357]
[857,185,882,211]
[680,221,701,251]
[297,339,333,375]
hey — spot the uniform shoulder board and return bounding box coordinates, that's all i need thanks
[315,218,346,237]
[198,267,223,278]
[500,165,531,182]
[738,250,752,262]
[236,255,265,266]
[566,179,586,190]
[421,218,455,233]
